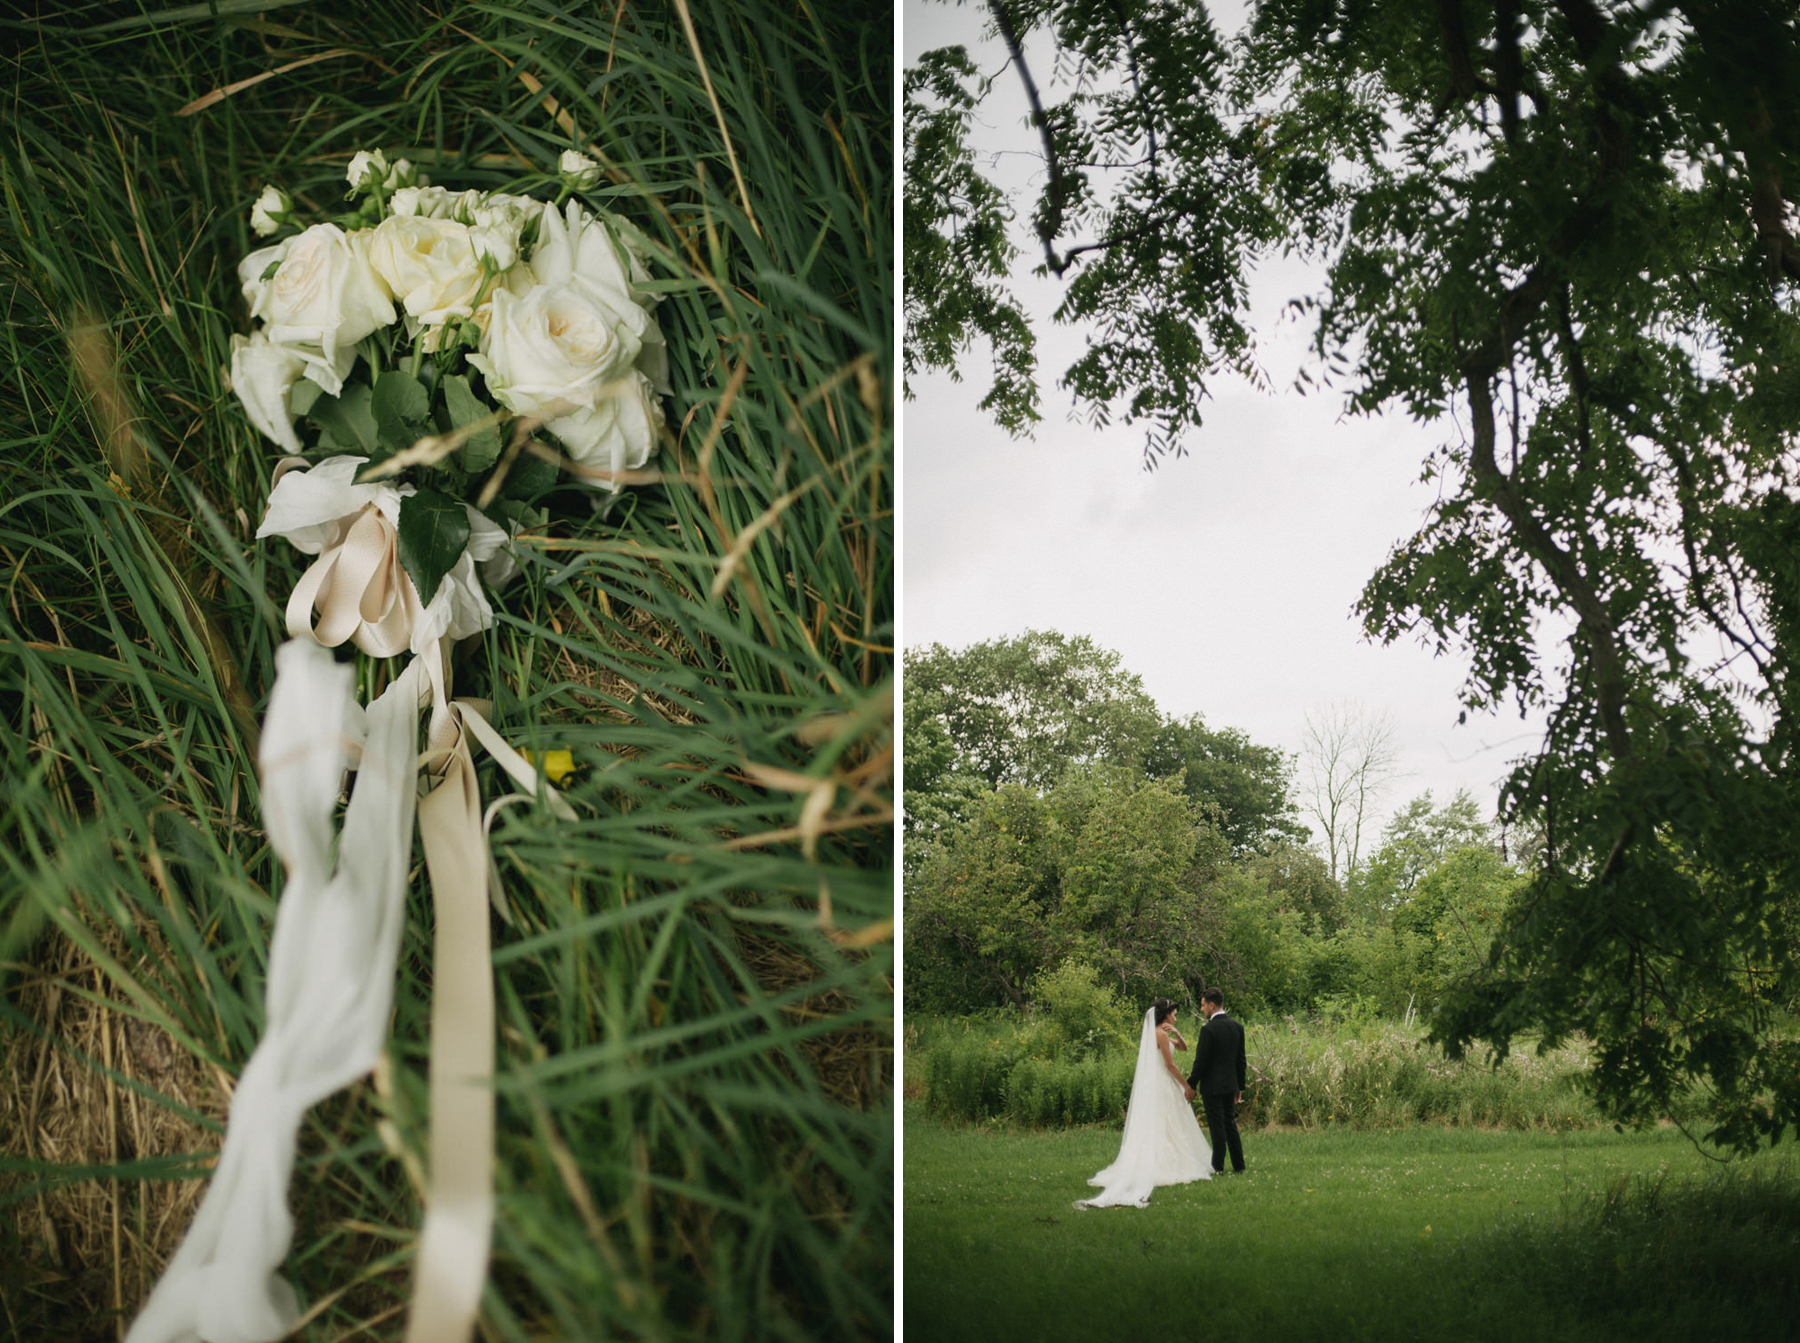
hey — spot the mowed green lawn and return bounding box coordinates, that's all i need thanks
[903,1101,1797,1343]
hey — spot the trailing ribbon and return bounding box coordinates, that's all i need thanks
[127,644,425,1343]
[406,701,494,1342]
[131,459,572,1340]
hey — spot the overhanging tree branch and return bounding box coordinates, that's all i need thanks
[986,0,1071,275]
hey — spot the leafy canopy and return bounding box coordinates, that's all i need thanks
[907,0,1800,1150]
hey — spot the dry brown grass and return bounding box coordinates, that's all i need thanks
[536,562,706,728]
[1,925,224,1339]
[735,927,893,1115]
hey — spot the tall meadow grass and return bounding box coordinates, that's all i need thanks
[911,1013,1684,1133]
[0,2,892,1338]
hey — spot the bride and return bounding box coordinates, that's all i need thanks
[1075,998,1212,1208]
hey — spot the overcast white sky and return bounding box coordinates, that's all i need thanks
[901,0,1553,845]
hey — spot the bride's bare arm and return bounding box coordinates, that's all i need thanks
[1157,1030,1186,1085]
[1168,1027,1189,1051]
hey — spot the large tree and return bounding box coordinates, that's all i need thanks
[907,0,1800,1149]
[903,630,1163,788]
[1144,712,1309,855]
[904,766,1229,1010]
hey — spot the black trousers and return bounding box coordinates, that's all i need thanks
[1202,1090,1244,1172]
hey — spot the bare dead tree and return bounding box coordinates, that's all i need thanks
[1300,701,1404,885]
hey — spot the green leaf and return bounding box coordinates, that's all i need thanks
[503,443,560,501]
[289,376,323,418]
[440,373,502,475]
[396,488,471,607]
[482,497,544,532]
[307,383,380,456]
[373,368,431,456]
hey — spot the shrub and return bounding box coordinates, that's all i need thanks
[1031,958,1135,1057]
[1003,1052,1136,1126]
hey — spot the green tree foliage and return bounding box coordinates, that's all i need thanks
[902,46,1038,431]
[906,784,1060,1010]
[1144,712,1309,854]
[904,631,1163,789]
[1299,841,1524,1017]
[1351,788,1494,915]
[1240,841,1345,935]
[901,682,991,865]
[907,0,1800,1149]
[903,631,1298,848]
[1030,957,1136,1056]
[905,767,1228,1011]
[1404,847,1526,986]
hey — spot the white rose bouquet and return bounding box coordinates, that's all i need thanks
[128,148,668,1343]
[228,149,669,638]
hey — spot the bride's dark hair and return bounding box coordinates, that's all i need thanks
[1152,997,1176,1024]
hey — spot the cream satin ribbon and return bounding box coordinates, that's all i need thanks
[407,651,573,1343]
[408,701,494,1343]
[284,502,421,657]
[131,527,570,1341]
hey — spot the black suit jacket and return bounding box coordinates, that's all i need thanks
[1188,1011,1246,1095]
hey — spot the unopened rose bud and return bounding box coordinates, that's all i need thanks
[559,149,602,189]
[345,149,391,195]
[250,184,291,237]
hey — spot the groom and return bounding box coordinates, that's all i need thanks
[1187,987,1246,1174]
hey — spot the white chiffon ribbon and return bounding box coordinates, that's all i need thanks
[127,643,424,1343]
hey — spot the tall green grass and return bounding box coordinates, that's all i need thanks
[911,1013,1689,1133]
[1469,1161,1800,1332]
[0,2,891,1339]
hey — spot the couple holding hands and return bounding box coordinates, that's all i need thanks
[1076,989,1246,1210]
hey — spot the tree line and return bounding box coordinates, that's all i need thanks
[905,631,1522,1028]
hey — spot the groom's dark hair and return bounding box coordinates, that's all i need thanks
[1152,998,1177,1024]
[1201,988,1224,1008]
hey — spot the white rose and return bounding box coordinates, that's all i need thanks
[469,193,535,232]
[533,371,661,482]
[238,236,291,314]
[250,184,290,238]
[467,283,659,481]
[467,282,642,416]
[559,149,602,189]
[245,224,395,396]
[468,223,518,272]
[366,215,484,327]
[531,201,668,393]
[531,200,646,306]
[228,331,307,451]
[448,189,483,224]
[466,194,532,271]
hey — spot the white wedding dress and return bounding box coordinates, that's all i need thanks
[1075,1007,1212,1208]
